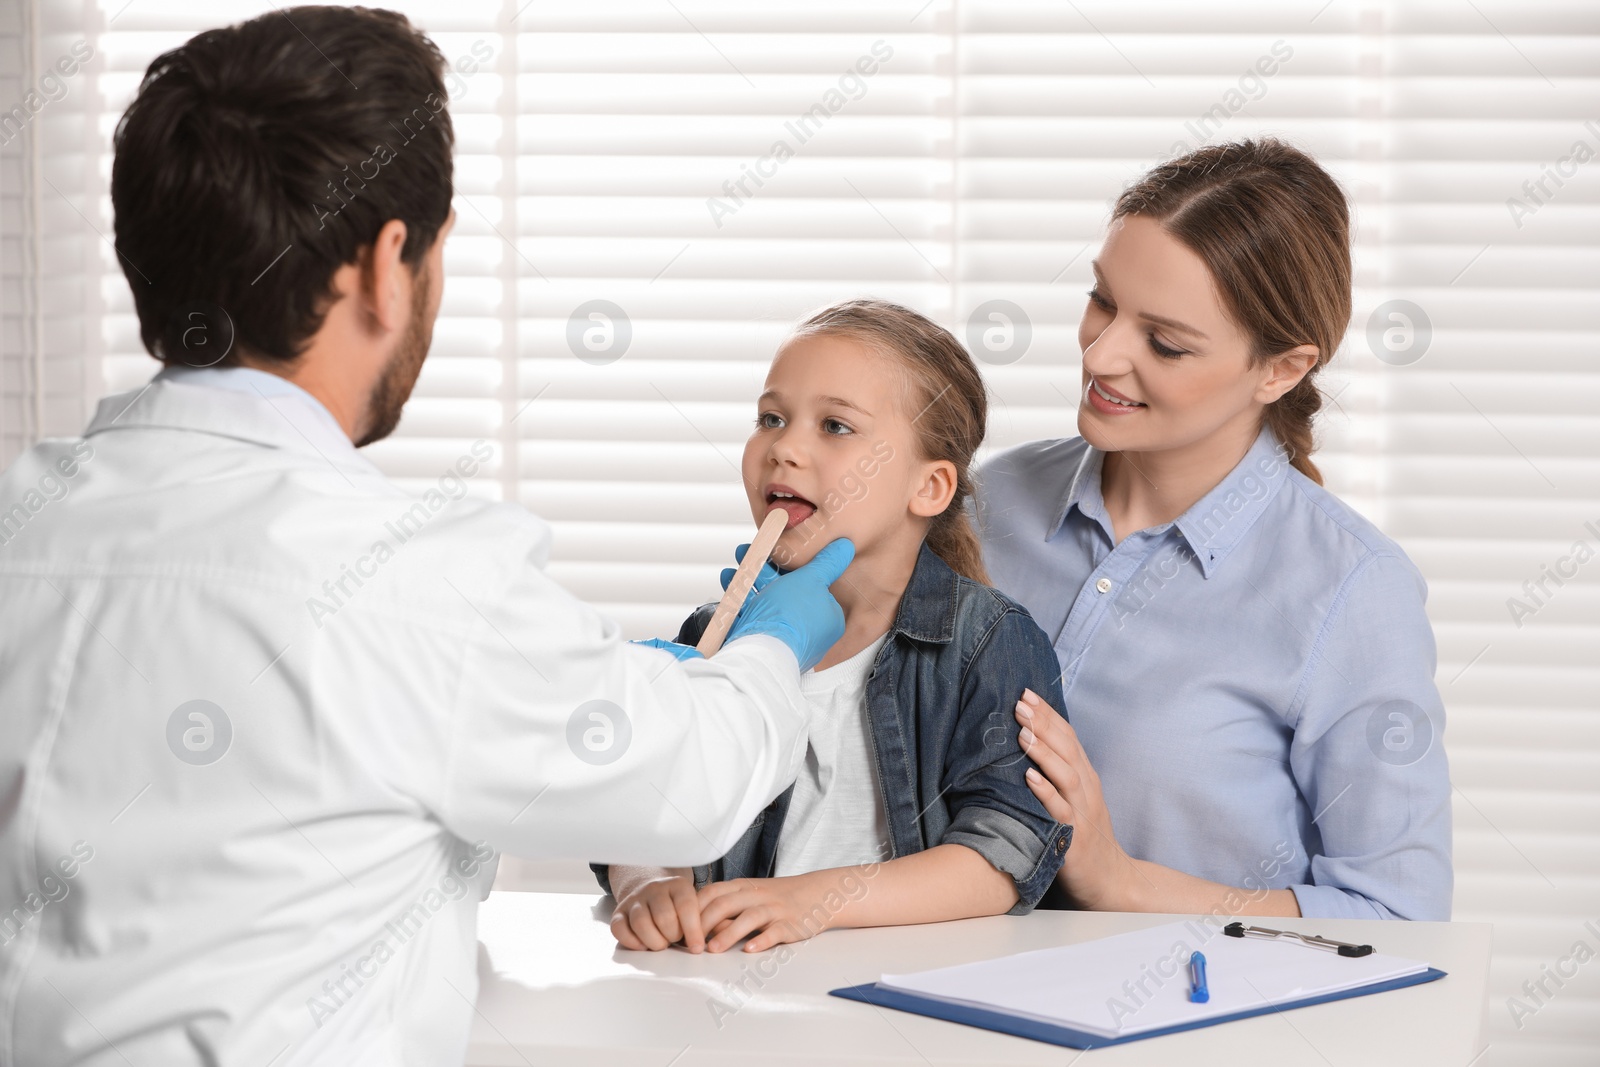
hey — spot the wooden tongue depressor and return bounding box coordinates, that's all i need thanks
[695,508,791,658]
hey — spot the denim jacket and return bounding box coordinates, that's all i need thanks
[594,541,1072,913]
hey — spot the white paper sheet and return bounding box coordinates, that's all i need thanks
[878,920,1431,1038]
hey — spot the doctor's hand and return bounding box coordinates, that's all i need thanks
[630,638,703,661]
[1014,689,1137,912]
[719,541,780,606]
[724,538,854,672]
[608,867,706,953]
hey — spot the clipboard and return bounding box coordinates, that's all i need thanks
[826,919,1448,1049]
[830,967,1447,1049]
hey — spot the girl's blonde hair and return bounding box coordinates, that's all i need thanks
[792,299,991,585]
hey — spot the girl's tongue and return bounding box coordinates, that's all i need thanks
[768,498,817,529]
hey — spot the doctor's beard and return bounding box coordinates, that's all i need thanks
[356,261,436,448]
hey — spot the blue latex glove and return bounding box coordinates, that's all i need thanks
[719,542,781,606]
[724,538,855,671]
[630,637,704,661]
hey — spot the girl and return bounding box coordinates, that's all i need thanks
[595,300,1072,953]
[984,138,1452,920]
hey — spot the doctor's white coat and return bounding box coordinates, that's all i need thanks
[0,368,809,1066]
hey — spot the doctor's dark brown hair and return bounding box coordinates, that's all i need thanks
[111,6,453,366]
[793,299,991,586]
[1112,138,1351,484]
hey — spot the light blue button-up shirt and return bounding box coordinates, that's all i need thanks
[974,428,1452,920]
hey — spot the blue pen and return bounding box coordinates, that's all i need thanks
[1188,951,1209,1003]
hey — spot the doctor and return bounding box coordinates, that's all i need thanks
[0,8,850,1066]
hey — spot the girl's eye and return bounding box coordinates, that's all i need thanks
[823,418,853,436]
[1147,334,1187,359]
[755,412,783,430]
[1086,287,1114,312]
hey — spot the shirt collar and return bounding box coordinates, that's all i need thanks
[158,364,337,414]
[1172,428,1292,576]
[1049,427,1292,579]
[1049,444,1111,545]
[84,365,381,478]
[889,540,961,645]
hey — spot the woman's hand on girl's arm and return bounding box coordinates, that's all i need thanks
[1015,690,1301,918]
[695,844,1018,954]
[607,865,706,952]
[1012,688,1138,910]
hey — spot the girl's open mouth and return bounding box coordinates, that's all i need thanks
[765,487,818,529]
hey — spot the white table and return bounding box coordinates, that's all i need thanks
[468,892,1491,1066]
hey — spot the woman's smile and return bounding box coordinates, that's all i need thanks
[1084,377,1147,416]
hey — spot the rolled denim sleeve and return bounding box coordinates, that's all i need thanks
[942,603,1073,913]
[1286,553,1453,920]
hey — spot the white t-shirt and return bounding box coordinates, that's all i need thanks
[773,632,893,877]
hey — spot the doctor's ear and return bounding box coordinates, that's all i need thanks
[1254,343,1319,405]
[359,219,412,334]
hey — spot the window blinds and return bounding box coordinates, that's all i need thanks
[4,2,1597,1063]
[0,0,39,463]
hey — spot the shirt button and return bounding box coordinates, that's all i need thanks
[1095,577,1112,593]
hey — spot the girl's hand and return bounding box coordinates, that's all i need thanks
[610,872,706,952]
[696,875,829,953]
[1015,688,1138,911]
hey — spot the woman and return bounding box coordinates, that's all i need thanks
[977,138,1452,920]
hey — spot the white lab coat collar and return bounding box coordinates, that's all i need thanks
[84,365,383,479]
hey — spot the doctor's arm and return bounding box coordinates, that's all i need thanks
[437,534,853,870]
[596,600,745,953]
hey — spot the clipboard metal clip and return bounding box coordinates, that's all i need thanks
[1223,922,1374,958]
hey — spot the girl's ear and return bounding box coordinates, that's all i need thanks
[1255,343,1319,404]
[909,459,958,519]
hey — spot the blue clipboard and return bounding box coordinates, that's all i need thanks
[829,966,1448,1049]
